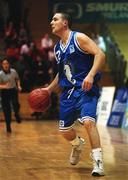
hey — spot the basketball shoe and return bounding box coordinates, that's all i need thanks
[91,151,105,176]
[70,137,85,165]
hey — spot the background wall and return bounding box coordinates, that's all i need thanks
[22,0,99,46]
[22,0,51,45]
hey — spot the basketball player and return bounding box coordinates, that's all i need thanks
[44,12,105,176]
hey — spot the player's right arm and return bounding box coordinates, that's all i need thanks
[42,73,59,94]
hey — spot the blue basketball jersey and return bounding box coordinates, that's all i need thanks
[54,31,101,90]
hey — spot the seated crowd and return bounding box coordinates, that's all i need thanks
[0,20,58,119]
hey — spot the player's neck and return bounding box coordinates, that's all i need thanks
[61,29,71,46]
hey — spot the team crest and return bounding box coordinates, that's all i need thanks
[69,45,75,54]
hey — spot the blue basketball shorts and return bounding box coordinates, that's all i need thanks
[59,87,99,131]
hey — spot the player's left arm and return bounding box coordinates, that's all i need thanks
[15,71,22,91]
[76,33,106,91]
[16,79,22,91]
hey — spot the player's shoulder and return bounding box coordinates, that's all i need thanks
[75,32,91,46]
[75,32,88,40]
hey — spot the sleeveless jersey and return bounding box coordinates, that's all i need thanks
[54,31,101,88]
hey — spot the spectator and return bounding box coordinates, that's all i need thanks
[40,33,53,60]
[41,33,53,50]
[34,55,51,87]
[18,21,28,45]
[4,21,17,48]
[6,43,20,65]
[94,33,106,52]
[20,42,30,55]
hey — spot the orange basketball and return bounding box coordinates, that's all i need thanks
[28,88,51,112]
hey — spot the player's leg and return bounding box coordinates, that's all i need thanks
[84,120,101,148]
[59,89,85,165]
[79,94,104,176]
[60,128,85,165]
[1,91,12,133]
[11,89,21,123]
[83,120,104,176]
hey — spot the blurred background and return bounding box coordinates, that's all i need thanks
[0,0,128,128]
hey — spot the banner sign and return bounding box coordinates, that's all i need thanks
[96,86,115,126]
[48,0,128,23]
[107,88,128,128]
[122,98,128,130]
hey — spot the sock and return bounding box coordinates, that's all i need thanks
[92,148,103,161]
[70,136,80,146]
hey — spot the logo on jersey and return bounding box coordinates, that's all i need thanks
[64,62,76,85]
[69,45,75,54]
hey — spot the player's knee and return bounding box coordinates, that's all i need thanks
[60,129,70,137]
[83,119,96,130]
[59,128,75,141]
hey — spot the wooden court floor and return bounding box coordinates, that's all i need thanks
[0,119,128,180]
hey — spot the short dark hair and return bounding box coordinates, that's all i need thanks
[56,12,72,28]
[1,57,9,63]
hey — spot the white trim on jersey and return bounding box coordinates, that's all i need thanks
[60,31,73,52]
[59,122,76,131]
[54,44,57,60]
[78,116,96,124]
[74,33,89,54]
